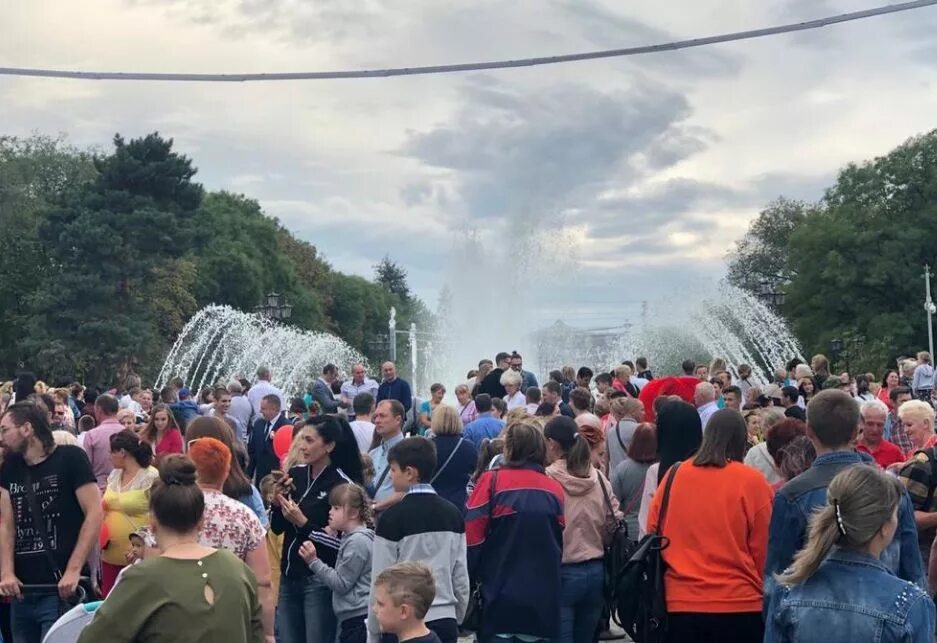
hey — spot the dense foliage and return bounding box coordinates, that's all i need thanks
[0,133,428,385]
[728,129,937,372]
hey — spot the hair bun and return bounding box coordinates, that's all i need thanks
[159,455,198,487]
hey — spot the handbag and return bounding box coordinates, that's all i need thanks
[22,469,96,605]
[460,469,498,632]
[598,474,638,614]
[613,462,682,643]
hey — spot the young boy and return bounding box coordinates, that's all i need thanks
[373,562,442,643]
[368,437,469,643]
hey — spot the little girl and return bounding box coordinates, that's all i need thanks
[299,483,375,643]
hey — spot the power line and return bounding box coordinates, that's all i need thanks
[1,0,933,83]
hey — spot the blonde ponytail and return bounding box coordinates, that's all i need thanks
[777,464,901,587]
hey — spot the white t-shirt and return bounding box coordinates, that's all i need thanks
[349,420,376,453]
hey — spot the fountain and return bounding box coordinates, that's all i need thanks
[155,305,367,398]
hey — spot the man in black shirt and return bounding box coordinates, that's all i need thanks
[0,402,101,643]
[478,352,511,399]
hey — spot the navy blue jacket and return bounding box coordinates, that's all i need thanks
[247,411,291,483]
[310,378,340,414]
[377,378,413,412]
[465,464,565,639]
[430,435,478,511]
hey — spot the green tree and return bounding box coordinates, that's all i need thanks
[374,255,410,301]
[726,198,810,293]
[29,133,203,383]
[0,135,96,374]
[784,130,937,361]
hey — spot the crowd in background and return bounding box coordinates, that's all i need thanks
[2,349,937,642]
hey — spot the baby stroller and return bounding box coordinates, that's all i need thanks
[42,601,102,643]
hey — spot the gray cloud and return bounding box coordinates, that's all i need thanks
[554,0,742,77]
[401,75,706,221]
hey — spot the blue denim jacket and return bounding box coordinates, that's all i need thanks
[764,451,925,617]
[767,549,935,643]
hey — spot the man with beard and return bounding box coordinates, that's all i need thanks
[0,402,102,643]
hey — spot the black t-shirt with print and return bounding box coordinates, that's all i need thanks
[0,445,96,584]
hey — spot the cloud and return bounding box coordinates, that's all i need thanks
[401,75,707,223]
[554,0,742,77]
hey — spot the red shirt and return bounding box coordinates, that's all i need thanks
[856,439,905,469]
[156,428,184,458]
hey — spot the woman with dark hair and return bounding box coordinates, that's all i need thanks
[637,401,703,537]
[879,370,900,411]
[288,398,308,425]
[140,403,184,459]
[78,456,265,642]
[647,409,773,643]
[611,422,658,539]
[100,430,158,595]
[185,416,268,527]
[545,417,621,643]
[466,420,565,642]
[188,438,275,641]
[270,415,363,643]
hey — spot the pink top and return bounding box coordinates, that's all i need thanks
[82,418,126,490]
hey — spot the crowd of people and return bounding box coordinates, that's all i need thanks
[2,349,937,642]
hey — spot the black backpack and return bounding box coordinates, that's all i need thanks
[612,462,681,643]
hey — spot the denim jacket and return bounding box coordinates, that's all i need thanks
[764,451,925,617]
[767,549,935,643]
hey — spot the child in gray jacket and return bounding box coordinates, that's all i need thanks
[299,483,375,643]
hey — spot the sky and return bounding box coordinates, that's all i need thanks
[4,0,937,335]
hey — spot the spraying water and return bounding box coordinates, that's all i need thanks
[155,305,367,398]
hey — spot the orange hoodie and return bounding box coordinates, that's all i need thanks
[647,460,773,613]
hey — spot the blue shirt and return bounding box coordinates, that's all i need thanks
[463,415,506,449]
[368,433,405,502]
[767,549,934,643]
[764,451,924,618]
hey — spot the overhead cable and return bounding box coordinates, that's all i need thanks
[0,0,934,83]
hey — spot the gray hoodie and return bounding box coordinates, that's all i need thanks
[309,526,375,622]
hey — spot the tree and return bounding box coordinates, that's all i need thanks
[726,198,810,294]
[374,255,410,301]
[0,135,96,375]
[28,133,203,383]
[784,130,937,361]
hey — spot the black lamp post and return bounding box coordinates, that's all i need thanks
[830,338,844,372]
[757,279,786,309]
[255,292,293,322]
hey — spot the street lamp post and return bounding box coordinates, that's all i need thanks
[757,279,785,309]
[255,292,293,322]
[925,265,935,359]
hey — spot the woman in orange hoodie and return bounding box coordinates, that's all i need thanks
[545,416,622,643]
[647,408,773,643]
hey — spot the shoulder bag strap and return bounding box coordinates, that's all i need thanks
[430,438,465,484]
[486,469,498,528]
[655,461,682,537]
[371,456,392,497]
[614,423,627,455]
[22,468,64,581]
[598,472,617,523]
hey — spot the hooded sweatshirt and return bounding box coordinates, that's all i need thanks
[308,526,375,622]
[913,362,936,392]
[546,459,620,564]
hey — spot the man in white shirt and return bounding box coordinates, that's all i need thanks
[348,392,376,453]
[695,381,719,431]
[340,363,379,410]
[247,366,285,418]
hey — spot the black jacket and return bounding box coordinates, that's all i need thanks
[247,411,291,483]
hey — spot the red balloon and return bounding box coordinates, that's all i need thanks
[273,425,294,461]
